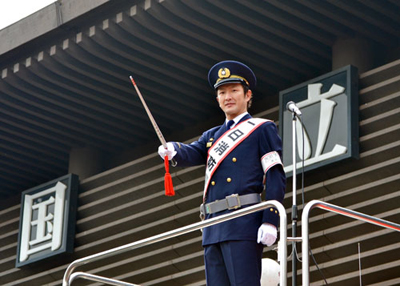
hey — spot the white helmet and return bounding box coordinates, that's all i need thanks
[260,258,280,286]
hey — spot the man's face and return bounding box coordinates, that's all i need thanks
[216,83,252,120]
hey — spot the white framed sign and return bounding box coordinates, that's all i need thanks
[16,174,79,267]
[279,65,359,176]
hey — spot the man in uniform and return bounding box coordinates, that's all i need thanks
[158,60,286,286]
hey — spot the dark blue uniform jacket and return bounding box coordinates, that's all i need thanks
[172,114,286,246]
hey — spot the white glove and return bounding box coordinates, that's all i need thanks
[158,142,177,160]
[257,223,277,246]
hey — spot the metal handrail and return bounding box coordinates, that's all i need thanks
[63,200,287,286]
[69,272,140,286]
[301,200,400,286]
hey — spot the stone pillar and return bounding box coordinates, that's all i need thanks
[332,36,374,74]
[68,147,103,180]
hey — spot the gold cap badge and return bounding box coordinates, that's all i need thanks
[218,68,231,79]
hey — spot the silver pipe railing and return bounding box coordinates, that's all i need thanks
[69,272,140,286]
[63,200,287,286]
[302,200,400,286]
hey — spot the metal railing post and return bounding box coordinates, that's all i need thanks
[302,200,400,286]
[63,200,287,286]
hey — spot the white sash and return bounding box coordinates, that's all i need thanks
[203,118,269,200]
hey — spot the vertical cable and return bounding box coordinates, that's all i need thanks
[358,243,362,286]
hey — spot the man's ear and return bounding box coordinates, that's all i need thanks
[246,90,252,101]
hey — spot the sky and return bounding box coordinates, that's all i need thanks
[0,0,56,30]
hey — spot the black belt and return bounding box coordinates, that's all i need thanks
[199,193,261,220]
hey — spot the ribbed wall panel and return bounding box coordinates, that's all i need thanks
[2,0,400,196]
[1,61,400,285]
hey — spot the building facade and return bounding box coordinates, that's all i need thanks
[1,1,399,285]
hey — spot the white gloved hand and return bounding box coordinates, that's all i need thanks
[158,142,177,160]
[257,223,277,246]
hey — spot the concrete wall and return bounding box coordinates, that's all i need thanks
[0,0,108,55]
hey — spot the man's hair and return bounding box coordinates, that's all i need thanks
[242,84,253,109]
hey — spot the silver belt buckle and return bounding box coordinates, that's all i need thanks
[226,194,241,210]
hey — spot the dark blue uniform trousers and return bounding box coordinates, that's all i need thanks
[204,240,264,286]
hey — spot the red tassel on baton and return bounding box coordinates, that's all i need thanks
[129,76,175,196]
[164,156,175,196]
